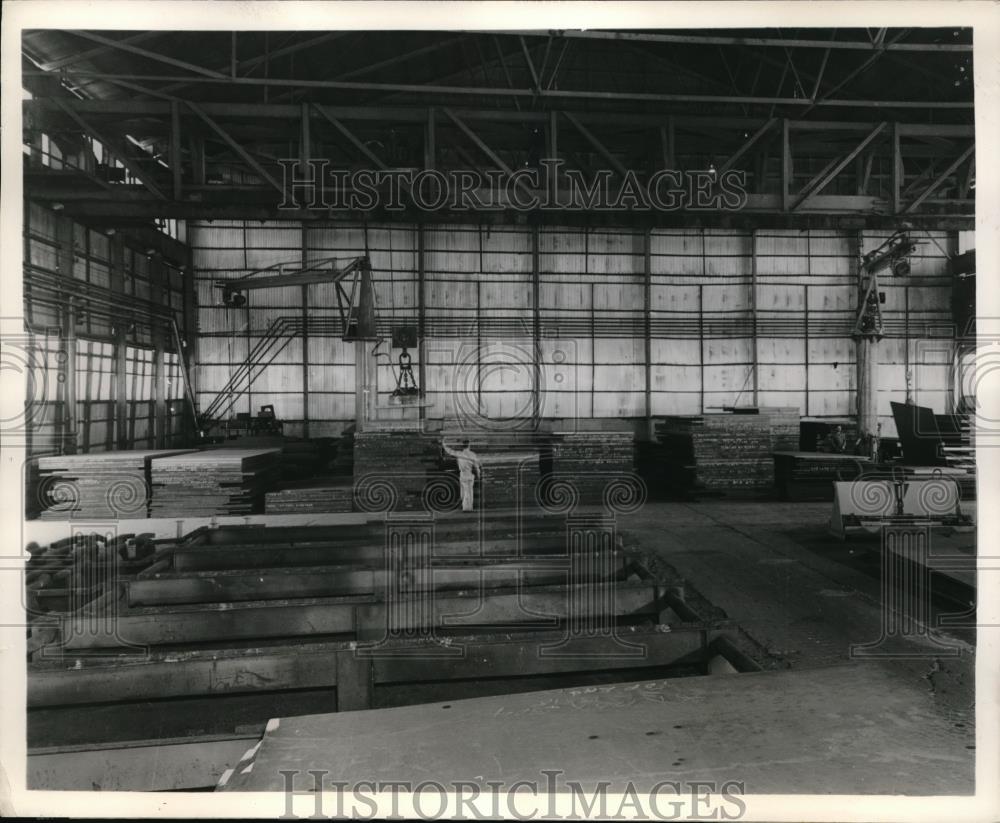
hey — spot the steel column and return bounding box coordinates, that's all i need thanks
[170,100,182,200]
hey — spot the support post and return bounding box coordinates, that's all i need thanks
[532,224,541,425]
[180,244,198,438]
[150,252,168,449]
[781,118,792,211]
[355,343,369,432]
[301,283,310,437]
[55,216,77,454]
[114,323,129,450]
[643,228,652,438]
[547,109,558,202]
[191,138,205,186]
[750,229,758,407]
[417,224,427,425]
[61,300,78,456]
[854,231,879,441]
[299,224,310,438]
[698,283,705,414]
[424,108,435,170]
[170,100,182,200]
[891,122,901,214]
[110,236,129,450]
[153,336,167,449]
[661,117,675,168]
[300,102,311,164]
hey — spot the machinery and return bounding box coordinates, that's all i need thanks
[829,468,973,540]
[853,231,918,339]
[388,325,419,398]
[853,231,919,451]
[217,255,379,342]
[201,254,421,432]
[860,231,918,279]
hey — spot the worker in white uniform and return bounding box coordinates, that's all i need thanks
[441,438,481,512]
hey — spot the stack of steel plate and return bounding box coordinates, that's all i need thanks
[328,430,355,478]
[476,451,541,510]
[264,481,354,514]
[37,449,195,520]
[655,415,773,497]
[759,406,801,452]
[149,448,280,517]
[352,431,438,511]
[549,431,636,504]
[772,451,868,501]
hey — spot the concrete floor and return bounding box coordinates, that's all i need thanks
[619,501,976,723]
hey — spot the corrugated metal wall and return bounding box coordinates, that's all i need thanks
[191,221,959,437]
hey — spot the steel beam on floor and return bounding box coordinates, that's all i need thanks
[168,535,609,572]
[30,622,728,709]
[126,554,626,606]
[60,580,659,649]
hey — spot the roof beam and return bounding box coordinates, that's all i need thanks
[519,35,541,92]
[799,29,911,118]
[494,29,972,52]
[69,30,228,79]
[240,32,348,74]
[30,194,974,230]
[493,35,522,111]
[28,69,973,110]
[156,32,351,96]
[545,39,571,90]
[31,31,163,71]
[267,34,472,106]
[337,35,466,81]
[625,42,735,95]
[26,100,975,139]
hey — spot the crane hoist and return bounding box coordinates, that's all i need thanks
[217,255,380,341]
[202,255,420,430]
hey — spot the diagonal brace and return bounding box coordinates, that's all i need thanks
[792,122,886,210]
[904,144,975,214]
[563,111,628,177]
[51,98,168,200]
[442,107,534,196]
[313,105,388,170]
[717,118,777,176]
[186,102,284,196]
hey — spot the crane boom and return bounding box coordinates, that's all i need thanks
[215,255,378,341]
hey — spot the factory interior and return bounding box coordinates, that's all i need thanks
[15,25,980,797]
